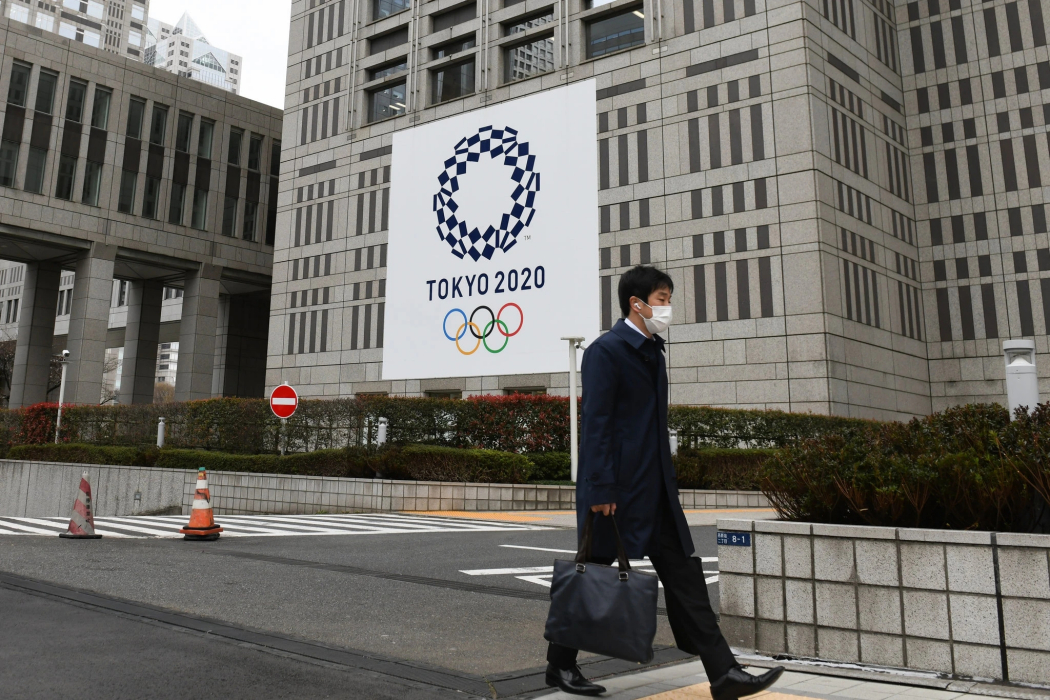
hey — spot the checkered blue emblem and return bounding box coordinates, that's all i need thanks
[432,126,540,261]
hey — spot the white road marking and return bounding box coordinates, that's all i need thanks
[499,544,577,554]
[0,513,548,539]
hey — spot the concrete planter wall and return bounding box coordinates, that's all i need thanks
[0,459,768,517]
[716,518,1050,685]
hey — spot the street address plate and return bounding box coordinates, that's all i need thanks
[717,531,752,547]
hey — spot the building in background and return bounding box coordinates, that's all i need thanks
[144,13,243,94]
[0,0,150,61]
[267,0,1050,419]
[0,17,280,408]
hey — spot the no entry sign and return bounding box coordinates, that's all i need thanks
[270,384,298,419]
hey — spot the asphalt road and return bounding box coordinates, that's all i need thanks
[0,520,721,699]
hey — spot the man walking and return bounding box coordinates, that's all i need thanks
[545,266,783,698]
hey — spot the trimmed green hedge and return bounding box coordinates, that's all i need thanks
[7,442,535,484]
[762,403,1050,532]
[1,396,874,456]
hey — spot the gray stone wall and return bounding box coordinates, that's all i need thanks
[0,458,767,516]
[716,518,1050,684]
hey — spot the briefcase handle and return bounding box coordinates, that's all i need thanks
[575,510,631,572]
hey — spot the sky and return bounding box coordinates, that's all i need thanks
[147,0,291,109]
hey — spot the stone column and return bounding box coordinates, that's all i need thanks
[9,261,62,408]
[64,244,117,405]
[119,279,163,404]
[175,263,222,401]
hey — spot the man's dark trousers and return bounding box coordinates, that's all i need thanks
[546,494,737,681]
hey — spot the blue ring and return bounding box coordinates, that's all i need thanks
[443,308,468,341]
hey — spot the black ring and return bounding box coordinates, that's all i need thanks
[469,306,495,339]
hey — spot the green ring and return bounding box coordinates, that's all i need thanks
[482,320,510,353]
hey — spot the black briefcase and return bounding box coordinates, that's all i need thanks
[543,511,659,664]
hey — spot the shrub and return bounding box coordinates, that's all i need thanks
[9,443,160,466]
[674,448,774,490]
[527,452,571,481]
[379,444,533,483]
[669,405,873,449]
[762,403,1050,532]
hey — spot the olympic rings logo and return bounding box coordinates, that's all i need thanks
[443,303,524,355]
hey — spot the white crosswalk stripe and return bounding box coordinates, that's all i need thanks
[0,513,547,539]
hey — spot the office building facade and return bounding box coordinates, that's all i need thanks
[259,0,1046,417]
[0,18,281,406]
[144,13,244,95]
[0,0,150,60]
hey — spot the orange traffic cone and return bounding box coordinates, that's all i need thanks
[179,467,223,541]
[59,471,102,539]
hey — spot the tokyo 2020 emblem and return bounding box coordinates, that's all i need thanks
[432,126,540,261]
[443,303,524,355]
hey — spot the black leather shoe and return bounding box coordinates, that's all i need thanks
[710,665,785,700]
[545,663,606,696]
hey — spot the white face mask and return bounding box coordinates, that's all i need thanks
[636,301,672,335]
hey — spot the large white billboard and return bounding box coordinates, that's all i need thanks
[382,81,600,380]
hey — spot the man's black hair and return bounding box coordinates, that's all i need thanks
[617,265,674,317]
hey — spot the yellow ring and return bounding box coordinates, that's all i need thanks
[454,323,482,355]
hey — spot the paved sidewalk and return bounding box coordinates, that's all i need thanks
[534,661,1050,700]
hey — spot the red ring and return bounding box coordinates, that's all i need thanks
[496,303,524,336]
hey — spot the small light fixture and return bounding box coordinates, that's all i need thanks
[633,10,645,17]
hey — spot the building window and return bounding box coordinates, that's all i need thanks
[117,170,137,213]
[66,80,88,122]
[6,4,29,23]
[505,35,555,82]
[368,58,408,81]
[222,196,238,236]
[243,201,258,241]
[432,2,477,31]
[432,35,476,59]
[247,134,263,171]
[191,188,208,230]
[0,141,18,188]
[35,14,54,32]
[425,390,462,399]
[369,27,409,55]
[586,7,645,59]
[132,3,145,19]
[35,70,59,114]
[6,62,30,106]
[55,155,77,200]
[228,128,243,166]
[373,0,409,20]
[82,161,103,205]
[126,98,146,139]
[368,81,406,123]
[505,9,554,34]
[431,60,475,104]
[270,141,281,177]
[149,105,168,145]
[175,112,193,152]
[168,182,186,224]
[198,119,215,158]
[90,87,111,129]
[25,148,47,193]
[141,176,161,218]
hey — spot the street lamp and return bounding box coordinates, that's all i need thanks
[560,337,585,482]
[54,349,70,444]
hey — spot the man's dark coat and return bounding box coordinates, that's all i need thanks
[575,318,693,559]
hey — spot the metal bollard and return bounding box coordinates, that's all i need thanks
[669,429,678,457]
[377,417,388,446]
[157,417,165,448]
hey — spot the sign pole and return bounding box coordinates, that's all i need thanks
[270,382,299,455]
[561,337,585,482]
